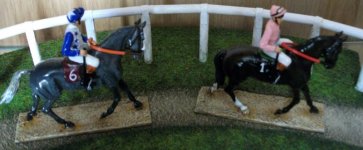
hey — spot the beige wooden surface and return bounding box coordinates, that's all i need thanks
[1,0,362,46]
[15,96,151,143]
[195,86,325,132]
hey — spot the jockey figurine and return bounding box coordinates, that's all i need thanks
[259,5,292,84]
[62,7,99,89]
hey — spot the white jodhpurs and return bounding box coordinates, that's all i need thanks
[263,38,293,67]
[277,38,293,45]
[68,55,100,68]
[263,51,292,67]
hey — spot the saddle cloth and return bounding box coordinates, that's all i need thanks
[62,57,82,83]
[237,53,276,74]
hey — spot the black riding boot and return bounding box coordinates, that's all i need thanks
[272,62,288,84]
[80,74,89,88]
[80,67,95,91]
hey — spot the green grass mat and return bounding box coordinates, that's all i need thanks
[53,126,359,150]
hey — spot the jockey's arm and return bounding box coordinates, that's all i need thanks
[62,32,79,56]
[82,35,88,43]
[259,23,279,52]
[80,35,91,56]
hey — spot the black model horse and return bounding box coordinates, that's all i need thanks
[0,20,146,128]
[212,32,347,115]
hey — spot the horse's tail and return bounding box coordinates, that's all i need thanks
[0,70,31,104]
[214,50,227,88]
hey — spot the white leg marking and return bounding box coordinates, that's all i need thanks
[235,98,249,114]
[210,83,218,93]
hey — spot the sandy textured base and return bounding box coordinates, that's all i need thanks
[195,87,325,132]
[15,97,151,143]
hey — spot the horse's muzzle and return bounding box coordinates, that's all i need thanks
[323,62,335,69]
[131,52,143,60]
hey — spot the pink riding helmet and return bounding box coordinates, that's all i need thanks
[270,5,286,18]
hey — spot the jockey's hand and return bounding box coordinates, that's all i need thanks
[80,49,88,56]
[275,47,282,53]
[88,38,97,46]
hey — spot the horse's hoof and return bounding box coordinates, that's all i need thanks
[26,115,33,121]
[275,109,284,115]
[241,107,250,115]
[26,112,37,121]
[275,107,291,115]
[210,83,218,93]
[65,121,75,128]
[100,112,109,119]
[134,101,143,110]
[310,107,319,113]
[100,107,115,119]
[210,87,216,93]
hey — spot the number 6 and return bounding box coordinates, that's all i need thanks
[69,69,78,81]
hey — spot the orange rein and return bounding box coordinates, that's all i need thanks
[281,42,320,64]
[88,38,126,56]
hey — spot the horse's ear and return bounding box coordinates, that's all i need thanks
[140,21,146,28]
[335,31,343,37]
[134,19,141,25]
[340,35,348,42]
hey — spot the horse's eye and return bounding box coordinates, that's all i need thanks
[140,32,144,38]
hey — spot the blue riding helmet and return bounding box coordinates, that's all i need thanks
[67,7,85,23]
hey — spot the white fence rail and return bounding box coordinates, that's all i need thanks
[1,4,363,92]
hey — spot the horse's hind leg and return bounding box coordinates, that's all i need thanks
[224,80,249,114]
[211,69,225,92]
[26,94,40,121]
[119,79,142,109]
[275,88,301,115]
[301,84,319,113]
[211,51,226,92]
[42,99,75,128]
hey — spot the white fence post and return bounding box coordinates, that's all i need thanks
[356,65,363,92]
[85,10,97,42]
[25,22,41,65]
[199,4,209,63]
[142,8,152,64]
[252,8,263,47]
[310,16,322,38]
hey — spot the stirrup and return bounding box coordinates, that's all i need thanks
[273,74,281,84]
[87,78,93,91]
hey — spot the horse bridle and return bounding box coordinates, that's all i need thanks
[282,37,341,64]
[126,27,144,51]
[324,39,341,57]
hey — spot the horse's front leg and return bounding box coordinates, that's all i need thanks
[301,84,319,113]
[101,87,120,118]
[275,88,300,115]
[119,79,142,109]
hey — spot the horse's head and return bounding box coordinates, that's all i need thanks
[305,32,347,68]
[319,32,347,68]
[126,19,146,59]
[98,19,146,59]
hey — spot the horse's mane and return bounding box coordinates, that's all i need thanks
[99,26,134,50]
[295,36,324,52]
